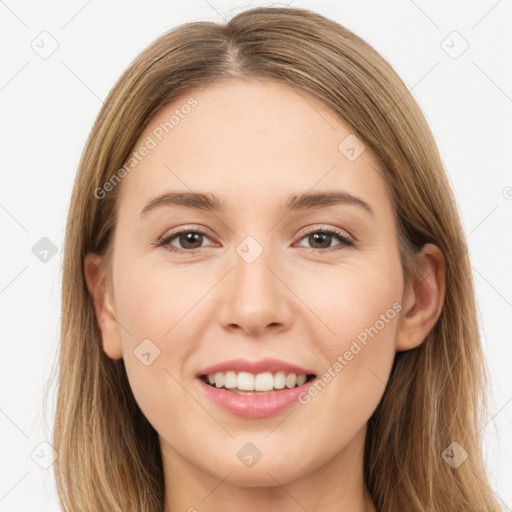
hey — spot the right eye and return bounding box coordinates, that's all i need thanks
[157,227,217,254]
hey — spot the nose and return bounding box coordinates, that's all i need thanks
[217,245,293,336]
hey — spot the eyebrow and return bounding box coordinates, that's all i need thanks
[140,190,374,217]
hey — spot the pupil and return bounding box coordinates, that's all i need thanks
[310,233,330,249]
[181,232,201,249]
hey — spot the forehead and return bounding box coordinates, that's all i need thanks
[116,78,391,217]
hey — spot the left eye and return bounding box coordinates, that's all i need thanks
[156,227,354,253]
[296,229,354,250]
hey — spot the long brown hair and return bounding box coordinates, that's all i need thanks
[49,6,502,511]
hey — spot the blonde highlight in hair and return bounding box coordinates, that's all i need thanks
[50,7,502,511]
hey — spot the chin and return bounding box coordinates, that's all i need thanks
[203,452,310,488]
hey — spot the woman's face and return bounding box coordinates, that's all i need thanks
[98,78,406,487]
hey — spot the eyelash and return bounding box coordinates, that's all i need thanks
[154,225,355,254]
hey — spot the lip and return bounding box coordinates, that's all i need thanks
[196,375,316,419]
[196,357,315,377]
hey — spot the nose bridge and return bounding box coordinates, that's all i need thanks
[217,236,292,334]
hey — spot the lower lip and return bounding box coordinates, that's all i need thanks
[196,377,315,419]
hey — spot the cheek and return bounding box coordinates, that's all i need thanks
[115,263,203,434]
[306,257,402,341]
[112,258,201,404]
[299,258,400,368]
[114,255,207,344]
[296,261,401,425]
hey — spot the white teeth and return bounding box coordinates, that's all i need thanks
[205,371,312,391]
[224,371,237,389]
[274,371,286,389]
[254,372,274,391]
[286,373,297,388]
[237,371,254,391]
[214,372,224,388]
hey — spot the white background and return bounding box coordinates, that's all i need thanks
[1,1,511,510]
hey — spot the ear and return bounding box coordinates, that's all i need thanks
[84,252,123,360]
[396,243,446,351]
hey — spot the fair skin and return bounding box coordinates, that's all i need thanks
[85,78,445,512]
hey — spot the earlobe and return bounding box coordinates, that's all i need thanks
[84,252,123,360]
[396,243,446,352]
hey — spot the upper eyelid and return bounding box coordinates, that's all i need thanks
[161,225,215,240]
[295,224,352,241]
[161,224,351,238]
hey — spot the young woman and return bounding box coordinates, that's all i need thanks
[52,6,502,511]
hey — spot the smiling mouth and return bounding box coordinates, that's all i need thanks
[199,372,317,394]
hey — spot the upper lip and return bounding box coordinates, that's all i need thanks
[196,358,316,377]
